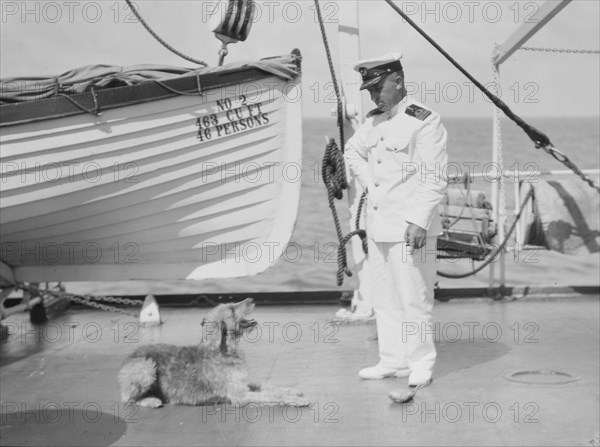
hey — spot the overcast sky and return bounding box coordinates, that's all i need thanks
[1,0,598,117]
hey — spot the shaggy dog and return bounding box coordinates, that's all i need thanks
[118,298,308,408]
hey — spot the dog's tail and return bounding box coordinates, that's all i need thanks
[118,357,157,403]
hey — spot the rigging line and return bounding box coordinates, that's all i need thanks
[313,0,345,150]
[124,0,208,66]
[382,0,599,194]
[383,0,548,146]
[315,0,363,285]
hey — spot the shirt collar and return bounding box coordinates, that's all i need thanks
[385,95,409,119]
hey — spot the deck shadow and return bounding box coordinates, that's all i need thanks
[0,408,127,446]
[434,338,511,380]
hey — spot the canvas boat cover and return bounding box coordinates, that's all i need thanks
[0,53,300,104]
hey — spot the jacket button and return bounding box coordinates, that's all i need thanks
[373,206,378,210]
[375,182,380,187]
[380,137,384,141]
[377,159,382,164]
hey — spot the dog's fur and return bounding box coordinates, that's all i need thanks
[118,298,308,408]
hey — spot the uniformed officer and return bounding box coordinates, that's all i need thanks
[344,53,448,388]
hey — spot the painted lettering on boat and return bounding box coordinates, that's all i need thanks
[196,95,270,142]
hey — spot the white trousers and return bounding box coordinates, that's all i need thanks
[368,237,437,374]
[351,257,373,314]
[348,173,373,314]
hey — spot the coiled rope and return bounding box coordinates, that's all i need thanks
[321,139,369,285]
[124,0,208,67]
[383,0,600,194]
[315,0,369,286]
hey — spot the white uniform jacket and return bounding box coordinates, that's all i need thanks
[344,96,448,242]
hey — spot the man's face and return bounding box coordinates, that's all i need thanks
[367,73,404,112]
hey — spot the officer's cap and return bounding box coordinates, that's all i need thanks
[354,53,403,91]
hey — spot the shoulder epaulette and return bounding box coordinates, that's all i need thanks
[366,108,384,118]
[405,104,432,121]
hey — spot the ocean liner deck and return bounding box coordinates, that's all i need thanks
[1,296,598,446]
[1,1,599,446]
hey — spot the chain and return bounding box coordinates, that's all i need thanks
[58,294,140,318]
[383,1,598,195]
[18,284,141,318]
[489,50,599,193]
[491,58,508,236]
[516,44,599,191]
[536,144,600,193]
[85,295,144,306]
[519,47,600,54]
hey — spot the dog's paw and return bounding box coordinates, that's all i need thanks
[137,397,163,408]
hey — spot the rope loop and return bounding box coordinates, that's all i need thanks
[542,145,568,163]
[314,0,370,285]
[321,139,369,286]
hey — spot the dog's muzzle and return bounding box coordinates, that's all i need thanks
[239,318,257,329]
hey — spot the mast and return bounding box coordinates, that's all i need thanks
[337,1,365,129]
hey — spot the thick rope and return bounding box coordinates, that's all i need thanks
[313,0,345,150]
[315,1,370,286]
[124,0,208,67]
[437,189,533,279]
[383,0,600,194]
[354,191,369,254]
[322,139,351,285]
[315,0,365,286]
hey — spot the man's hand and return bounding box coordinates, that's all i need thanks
[404,223,427,250]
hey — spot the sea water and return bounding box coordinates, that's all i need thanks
[72,116,599,295]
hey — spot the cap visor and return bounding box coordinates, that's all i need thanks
[359,76,383,91]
